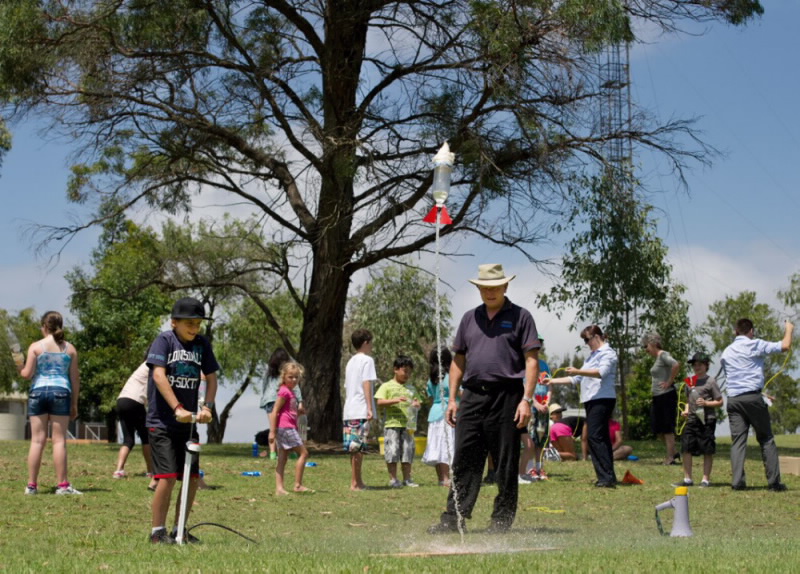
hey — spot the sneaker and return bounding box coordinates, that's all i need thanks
[402,479,419,488]
[537,470,549,481]
[482,470,496,484]
[518,473,535,484]
[389,478,403,488]
[700,480,711,488]
[150,528,175,545]
[171,527,201,543]
[55,484,83,495]
[731,483,747,491]
[24,485,37,495]
[672,478,694,487]
[529,469,541,480]
[768,483,788,492]
[112,470,127,479]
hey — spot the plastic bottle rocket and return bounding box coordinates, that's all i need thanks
[655,486,693,537]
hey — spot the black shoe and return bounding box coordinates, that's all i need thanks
[483,471,496,485]
[486,521,510,534]
[768,483,788,492]
[731,483,747,491]
[170,527,201,543]
[595,481,617,489]
[427,521,464,535]
[150,529,176,545]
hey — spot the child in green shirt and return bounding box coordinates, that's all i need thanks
[375,355,421,488]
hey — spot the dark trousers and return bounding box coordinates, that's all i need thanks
[441,382,523,528]
[585,398,616,484]
[727,392,781,487]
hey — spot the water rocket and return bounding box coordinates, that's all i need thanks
[423,142,454,224]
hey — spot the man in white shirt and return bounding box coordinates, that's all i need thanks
[721,318,793,491]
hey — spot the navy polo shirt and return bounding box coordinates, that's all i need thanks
[452,297,540,384]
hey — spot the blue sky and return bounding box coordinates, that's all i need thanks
[2,5,798,442]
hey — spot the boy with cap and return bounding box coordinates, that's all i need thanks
[146,297,219,544]
[673,352,722,488]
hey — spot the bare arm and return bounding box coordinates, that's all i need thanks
[198,371,218,423]
[515,350,542,428]
[611,429,624,451]
[362,380,374,420]
[153,366,190,423]
[445,353,465,427]
[781,321,794,352]
[661,360,682,390]
[68,344,80,421]
[19,344,38,380]
[270,394,286,433]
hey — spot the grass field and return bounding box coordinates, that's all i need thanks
[2,435,800,573]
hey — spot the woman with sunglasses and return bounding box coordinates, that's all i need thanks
[641,332,682,465]
[545,325,618,488]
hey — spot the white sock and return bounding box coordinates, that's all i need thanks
[152,526,166,534]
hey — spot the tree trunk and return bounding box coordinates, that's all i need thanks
[206,371,255,443]
[298,260,351,442]
[295,3,368,442]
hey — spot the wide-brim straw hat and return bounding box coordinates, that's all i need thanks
[468,263,516,287]
[548,403,565,415]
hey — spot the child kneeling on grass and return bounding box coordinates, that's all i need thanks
[270,361,312,495]
[147,297,219,544]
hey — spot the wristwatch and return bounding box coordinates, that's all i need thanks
[204,402,215,409]
[522,397,534,406]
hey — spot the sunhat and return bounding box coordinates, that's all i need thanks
[468,263,516,287]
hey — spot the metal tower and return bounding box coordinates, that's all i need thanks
[598,41,634,194]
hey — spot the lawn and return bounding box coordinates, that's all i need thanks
[2,435,800,573]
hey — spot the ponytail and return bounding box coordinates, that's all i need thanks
[41,311,65,344]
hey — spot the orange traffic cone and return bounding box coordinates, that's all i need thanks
[622,470,644,485]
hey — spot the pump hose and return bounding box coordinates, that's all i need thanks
[187,522,259,544]
[655,509,666,536]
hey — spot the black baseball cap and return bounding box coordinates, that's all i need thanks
[688,352,711,365]
[171,297,208,319]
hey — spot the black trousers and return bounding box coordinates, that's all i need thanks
[441,381,523,528]
[585,398,617,484]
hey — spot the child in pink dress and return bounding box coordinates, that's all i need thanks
[269,361,312,495]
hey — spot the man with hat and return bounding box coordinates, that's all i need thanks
[428,264,546,534]
[673,352,723,488]
[721,318,794,491]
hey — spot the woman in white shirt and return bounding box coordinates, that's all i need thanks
[546,325,619,488]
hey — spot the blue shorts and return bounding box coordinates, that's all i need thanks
[28,387,71,417]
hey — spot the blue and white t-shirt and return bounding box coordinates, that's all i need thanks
[146,330,219,430]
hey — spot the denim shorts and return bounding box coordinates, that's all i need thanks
[28,387,71,417]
